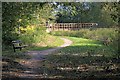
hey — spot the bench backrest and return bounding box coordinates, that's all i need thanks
[12,40,22,47]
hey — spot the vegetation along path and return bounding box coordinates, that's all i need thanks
[20,37,73,71]
[26,38,72,59]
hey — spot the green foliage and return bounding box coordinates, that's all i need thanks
[2,2,55,45]
[28,35,64,51]
[55,2,117,26]
[44,36,119,78]
[2,2,118,45]
[2,45,31,60]
[58,37,117,57]
[19,26,46,44]
[51,28,118,50]
[102,2,119,25]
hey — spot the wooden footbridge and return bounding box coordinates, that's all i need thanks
[46,23,98,31]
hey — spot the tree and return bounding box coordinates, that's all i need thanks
[2,2,55,44]
[54,2,118,27]
[101,2,119,26]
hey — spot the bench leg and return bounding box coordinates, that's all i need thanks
[14,48,16,52]
[13,47,22,52]
[20,47,22,51]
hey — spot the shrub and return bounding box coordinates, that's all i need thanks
[51,28,118,50]
[19,25,47,45]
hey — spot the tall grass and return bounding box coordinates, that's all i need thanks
[50,28,118,50]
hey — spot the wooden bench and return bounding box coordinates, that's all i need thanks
[12,40,28,52]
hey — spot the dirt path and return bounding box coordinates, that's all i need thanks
[25,38,72,60]
[8,38,71,78]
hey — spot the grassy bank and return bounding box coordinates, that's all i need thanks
[59,37,117,57]
[46,36,118,65]
[45,28,119,78]
[50,28,118,51]
[2,35,64,60]
[44,36,119,78]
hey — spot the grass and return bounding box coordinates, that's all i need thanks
[58,36,117,57]
[2,35,64,60]
[2,48,31,60]
[51,28,118,50]
[43,36,119,78]
[2,27,119,78]
[46,36,118,66]
[28,35,64,51]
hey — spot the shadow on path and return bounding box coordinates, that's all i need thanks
[2,38,73,79]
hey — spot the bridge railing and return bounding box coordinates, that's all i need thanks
[46,23,98,31]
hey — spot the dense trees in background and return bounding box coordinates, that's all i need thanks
[55,2,118,27]
[2,2,118,45]
[103,3,119,24]
[101,2,119,26]
[2,2,55,45]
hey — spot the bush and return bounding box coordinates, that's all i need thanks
[19,26,47,45]
[51,28,118,50]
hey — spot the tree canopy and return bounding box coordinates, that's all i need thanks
[2,2,118,45]
[2,2,55,44]
[55,2,118,27]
